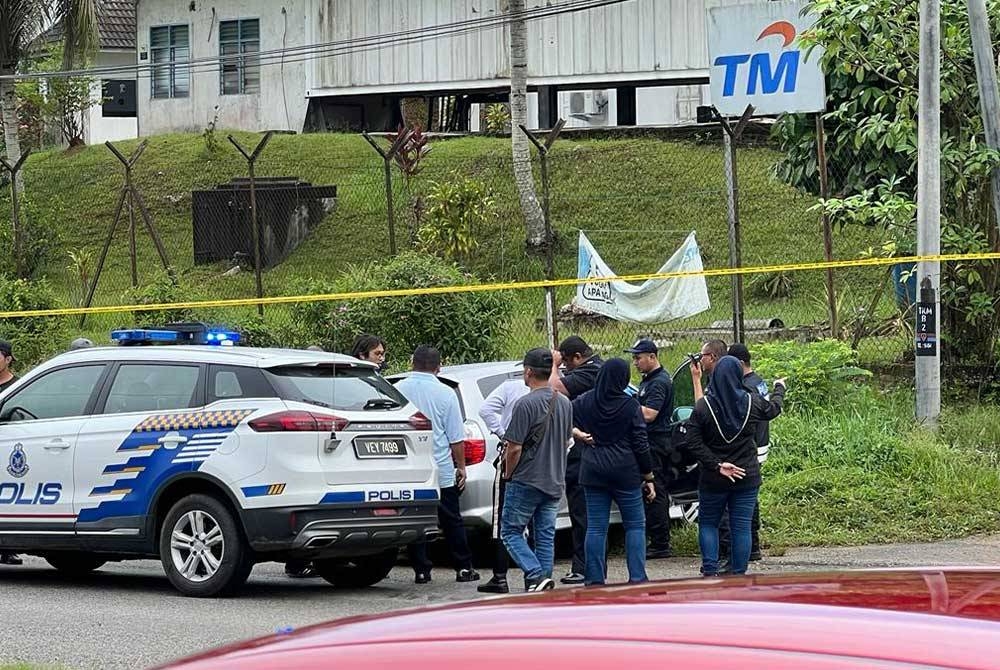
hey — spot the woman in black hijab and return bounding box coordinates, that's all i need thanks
[572,358,656,585]
[686,355,786,576]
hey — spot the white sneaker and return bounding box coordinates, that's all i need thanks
[528,577,555,592]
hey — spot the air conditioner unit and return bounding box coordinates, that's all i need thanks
[567,90,609,121]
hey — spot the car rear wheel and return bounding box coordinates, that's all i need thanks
[45,553,106,576]
[313,548,398,589]
[159,494,254,597]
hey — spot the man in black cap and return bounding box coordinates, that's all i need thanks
[626,338,674,559]
[549,335,603,584]
[0,340,21,566]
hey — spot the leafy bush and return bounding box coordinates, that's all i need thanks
[0,276,69,369]
[292,252,511,367]
[120,270,193,328]
[0,197,61,280]
[749,270,794,300]
[418,174,495,261]
[752,339,872,412]
[484,103,511,133]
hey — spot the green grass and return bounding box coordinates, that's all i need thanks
[3,131,904,363]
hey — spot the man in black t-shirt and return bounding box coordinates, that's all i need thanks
[626,339,674,558]
[0,340,22,566]
[549,336,603,585]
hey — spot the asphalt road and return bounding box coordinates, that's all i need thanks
[4,534,1000,670]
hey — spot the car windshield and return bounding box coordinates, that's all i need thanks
[265,365,407,412]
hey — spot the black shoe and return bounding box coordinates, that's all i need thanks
[749,550,763,562]
[285,562,318,579]
[560,572,585,585]
[526,577,555,592]
[415,572,432,584]
[718,561,732,575]
[456,568,481,583]
[646,548,673,560]
[477,576,510,594]
[0,553,22,566]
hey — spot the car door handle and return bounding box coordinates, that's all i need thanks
[44,438,71,451]
[158,432,188,450]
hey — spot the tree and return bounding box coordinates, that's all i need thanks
[773,0,1000,366]
[508,0,546,247]
[18,43,96,148]
[0,0,97,191]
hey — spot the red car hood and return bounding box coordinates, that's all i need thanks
[158,568,1000,669]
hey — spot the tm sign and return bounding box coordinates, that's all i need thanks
[707,1,826,116]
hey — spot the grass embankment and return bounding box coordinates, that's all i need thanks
[6,132,894,360]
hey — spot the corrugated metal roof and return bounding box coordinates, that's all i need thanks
[41,0,136,51]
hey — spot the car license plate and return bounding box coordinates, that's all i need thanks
[353,437,407,459]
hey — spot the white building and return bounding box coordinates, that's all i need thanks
[42,0,139,145]
[135,0,732,135]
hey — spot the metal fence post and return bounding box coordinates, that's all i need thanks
[229,132,274,317]
[363,130,414,257]
[815,115,839,338]
[520,119,567,350]
[0,151,30,279]
[713,104,754,345]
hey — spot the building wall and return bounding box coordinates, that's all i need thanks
[84,51,138,145]
[136,0,310,135]
[307,0,747,96]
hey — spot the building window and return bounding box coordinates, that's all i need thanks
[220,19,260,95]
[150,25,190,99]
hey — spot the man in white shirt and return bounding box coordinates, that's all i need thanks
[477,378,529,594]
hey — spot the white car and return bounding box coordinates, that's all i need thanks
[0,326,440,597]
[391,361,700,536]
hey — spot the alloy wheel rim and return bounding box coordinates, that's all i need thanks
[170,510,225,583]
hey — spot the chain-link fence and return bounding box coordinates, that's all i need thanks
[0,122,969,390]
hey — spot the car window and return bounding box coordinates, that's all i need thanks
[476,373,519,398]
[2,365,106,421]
[209,365,275,402]
[265,365,408,412]
[104,364,201,414]
[672,360,696,410]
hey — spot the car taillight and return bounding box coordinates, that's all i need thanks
[249,411,348,433]
[409,412,432,430]
[463,420,487,465]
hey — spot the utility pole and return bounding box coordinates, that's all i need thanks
[967,0,1000,235]
[915,0,941,426]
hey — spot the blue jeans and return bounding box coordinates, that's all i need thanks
[501,480,559,582]
[584,485,648,585]
[698,486,759,576]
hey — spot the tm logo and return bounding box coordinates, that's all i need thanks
[714,20,800,97]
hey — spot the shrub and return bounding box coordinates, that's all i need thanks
[418,174,495,261]
[120,269,193,328]
[0,197,61,280]
[749,270,794,300]
[752,339,872,413]
[0,276,69,369]
[292,252,511,367]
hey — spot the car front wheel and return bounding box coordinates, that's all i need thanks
[159,494,253,597]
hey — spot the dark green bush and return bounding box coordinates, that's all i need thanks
[0,276,69,369]
[292,252,511,366]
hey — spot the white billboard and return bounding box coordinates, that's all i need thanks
[707,1,826,116]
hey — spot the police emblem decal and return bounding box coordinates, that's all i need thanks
[7,443,28,478]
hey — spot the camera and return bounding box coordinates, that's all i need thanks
[687,352,704,364]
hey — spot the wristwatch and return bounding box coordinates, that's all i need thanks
[642,474,655,483]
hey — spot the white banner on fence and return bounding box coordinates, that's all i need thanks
[574,231,711,324]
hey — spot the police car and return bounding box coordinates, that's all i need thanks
[0,324,439,597]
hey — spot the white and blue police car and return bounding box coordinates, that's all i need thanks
[0,324,440,597]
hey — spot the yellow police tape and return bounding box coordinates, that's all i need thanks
[1,252,998,320]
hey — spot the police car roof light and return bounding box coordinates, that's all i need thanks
[111,329,182,344]
[111,324,241,346]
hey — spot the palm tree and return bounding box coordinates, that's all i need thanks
[0,0,97,194]
[508,0,546,247]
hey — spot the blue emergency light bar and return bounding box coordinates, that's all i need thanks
[111,324,241,347]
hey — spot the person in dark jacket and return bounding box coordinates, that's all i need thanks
[685,356,785,576]
[572,358,657,586]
